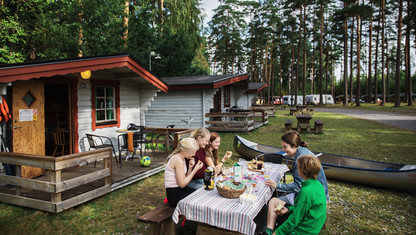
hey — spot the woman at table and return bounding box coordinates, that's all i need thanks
[186,128,210,189]
[256,131,329,232]
[164,137,204,207]
[205,132,232,175]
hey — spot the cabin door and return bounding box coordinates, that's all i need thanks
[12,80,45,178]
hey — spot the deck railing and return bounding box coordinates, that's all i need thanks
[0,148,112,213]
[205,110,268,132]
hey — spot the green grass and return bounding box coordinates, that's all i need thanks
[0,109,415,234]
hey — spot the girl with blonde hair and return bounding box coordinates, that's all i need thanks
[164,137,203,206]
[186,128,210,189]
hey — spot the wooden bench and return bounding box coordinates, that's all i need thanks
[314,120,324,133]
[137,203,175,235]
[289,108,297,115]
[285,119,292,131]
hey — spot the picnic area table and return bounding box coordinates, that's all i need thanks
[296,113,312,133]
[172,159,289,235]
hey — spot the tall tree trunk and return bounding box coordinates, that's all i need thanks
[405,0,412,106]
[78,0,84,57]
[159,0,164,31]
[344,1,349,106]
[381,0,386,106]
[350,17,354,103]
[356,1,361,107]
[295,5,303,106]
[326,42,330,96]
[373,6,381,103]
[290,32,295,99]
[303,4,307,105]
[394,0,403,107]
[123,1,129,47]
[319,0,324,105]
[386,39,390,102]
[367,6,373,103]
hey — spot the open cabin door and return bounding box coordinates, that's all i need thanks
[12,80,45,178]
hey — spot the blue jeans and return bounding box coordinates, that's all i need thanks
[187,179,203,190]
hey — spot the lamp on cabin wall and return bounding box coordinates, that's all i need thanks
[80,70,92,79]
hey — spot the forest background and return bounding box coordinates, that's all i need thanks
[1,0,415,106]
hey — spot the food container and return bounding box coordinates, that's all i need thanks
[239,193,258,205]
[216,181,246,198]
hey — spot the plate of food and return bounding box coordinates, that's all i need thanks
[247,159,264,172]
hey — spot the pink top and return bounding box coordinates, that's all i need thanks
[164,155,187,188]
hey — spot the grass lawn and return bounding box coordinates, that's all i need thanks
[1,107,415,234]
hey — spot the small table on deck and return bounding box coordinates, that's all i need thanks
[172,159,289,235]
[296,113,312,133]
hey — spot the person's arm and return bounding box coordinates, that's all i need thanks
[274,191,310,235]
[174,159,204,188]
[276,162,302,193]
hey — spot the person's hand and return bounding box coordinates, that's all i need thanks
[223,151,232,161]
[189,158,195,169]
[265,179,276,189]
[194,160,204,170]
[275,206,289,215]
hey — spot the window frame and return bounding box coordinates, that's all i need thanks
[223,86,231,108]
[91,80,120,131]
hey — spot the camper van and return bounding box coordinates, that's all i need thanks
[306,94,335,105]
[282,95,304,105]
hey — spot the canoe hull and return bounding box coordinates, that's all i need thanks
[234,135,416,192]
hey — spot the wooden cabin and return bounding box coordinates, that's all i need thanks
[144,74,266,129]
[0,55,168,178]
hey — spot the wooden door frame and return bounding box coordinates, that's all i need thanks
[44,78,74,155]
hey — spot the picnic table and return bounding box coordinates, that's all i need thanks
[296,113,312,133]
[172,159,289,235]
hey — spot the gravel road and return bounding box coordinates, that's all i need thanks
[314,108,416,131]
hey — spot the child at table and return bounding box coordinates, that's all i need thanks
[164,137,204,207]
[186,128,210,189]
[264,155,327,235]
[205,132,232,175]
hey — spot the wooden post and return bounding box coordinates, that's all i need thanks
[104,149,112,185]
[15,165,21,196]
[51,171,62,202]
[165,130,169,151]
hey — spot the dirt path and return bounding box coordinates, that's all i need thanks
[315,108,416,131]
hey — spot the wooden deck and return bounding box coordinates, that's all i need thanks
[0,150,170,212]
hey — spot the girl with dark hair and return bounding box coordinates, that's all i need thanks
[205,132,232,175]
[266,130,329,206]
[256,131,329,233]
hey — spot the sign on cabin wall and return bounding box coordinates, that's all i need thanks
[19,109,37,122]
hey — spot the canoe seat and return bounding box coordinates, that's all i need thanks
[284,119,292,132]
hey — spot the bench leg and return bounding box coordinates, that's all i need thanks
[162,219,175,235]
[150,223,161,235]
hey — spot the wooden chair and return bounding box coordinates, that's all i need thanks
[52,128,67,156]
[85,134,118,166]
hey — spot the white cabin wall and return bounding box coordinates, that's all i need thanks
[145,90,203,128]
[77,77,156,153]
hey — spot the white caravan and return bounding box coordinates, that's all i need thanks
[282,95,304,105]
[306,94,335,105]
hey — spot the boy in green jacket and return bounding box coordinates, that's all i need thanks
[264,155,327,235]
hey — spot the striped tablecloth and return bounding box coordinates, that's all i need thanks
[172,159,289,235]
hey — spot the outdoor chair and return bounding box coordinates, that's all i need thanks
[52,128,68,156]
[118,132,146,167]
[255,153,288,183]
[133,128,157,159]
[85,134,118,166]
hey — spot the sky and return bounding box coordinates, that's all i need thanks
[200,0,219,27]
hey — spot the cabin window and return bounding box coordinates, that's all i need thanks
[223,86,230,107]
[91,80,120,131]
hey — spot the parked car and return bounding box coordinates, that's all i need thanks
[352,98,366,103]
